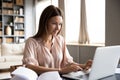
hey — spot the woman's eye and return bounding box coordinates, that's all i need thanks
[59,23,62,26]
[52,23,56,25]
[51,23,62,26]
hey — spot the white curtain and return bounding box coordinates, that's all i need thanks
[79,0,89,44]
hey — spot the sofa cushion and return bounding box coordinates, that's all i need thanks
[1,43,25,56]
[0,62,23,69]
[0,57,5,62]
[0,45,1,56]
[4,55,23,62]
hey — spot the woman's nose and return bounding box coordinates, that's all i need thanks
[56,24,61,30]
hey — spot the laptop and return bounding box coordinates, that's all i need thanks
[62,45,120,80]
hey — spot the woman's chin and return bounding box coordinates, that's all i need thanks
[53,33,57,37]
[52,32,58,36]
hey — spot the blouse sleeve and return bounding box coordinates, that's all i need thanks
[59,35,74,67]
[22,38,39,66]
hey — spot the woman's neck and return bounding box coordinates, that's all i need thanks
[42,35,53,50]
[47,35,53,42]
[42,34,53,43]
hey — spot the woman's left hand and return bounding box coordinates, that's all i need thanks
[83,60,92,71]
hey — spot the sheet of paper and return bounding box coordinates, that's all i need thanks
[38,71,62,80]
[11,67,38,80]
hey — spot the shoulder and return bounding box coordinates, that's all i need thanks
[54,35,65,46]
[25,37,38,47]
[55,35,65,41]
[26,37,36,43]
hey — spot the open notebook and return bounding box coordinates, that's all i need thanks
[11,67,62,80]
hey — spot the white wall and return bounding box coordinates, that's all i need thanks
[25,0,36,39]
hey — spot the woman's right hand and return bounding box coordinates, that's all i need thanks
[59,64,83,74]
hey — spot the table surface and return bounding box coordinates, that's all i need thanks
[62,74,120,80]
[99,74,120,80]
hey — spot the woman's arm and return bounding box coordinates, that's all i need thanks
[26,63,83,75]
[25,64,60,75]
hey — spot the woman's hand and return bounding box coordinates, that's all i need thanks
[83,60,92,71]
[59,63,83,74]
[59,60,92,74]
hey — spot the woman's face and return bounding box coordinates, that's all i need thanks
[47,16,63,36]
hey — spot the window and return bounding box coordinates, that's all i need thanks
[64,0,105,44]
[86,0,105,44]
[64,0,80,43]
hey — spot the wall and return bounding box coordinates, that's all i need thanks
[106,0,120,46]
[25,0,36,39]
[106,0,120,64]
[67,45,98,64]
[79,46,97,63]
[67,45,79,63]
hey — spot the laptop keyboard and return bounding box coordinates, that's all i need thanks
[62,69,91,80]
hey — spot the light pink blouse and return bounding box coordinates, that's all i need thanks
[22,35,73,68]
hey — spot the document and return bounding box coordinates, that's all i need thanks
[11,67,62,80]
[38,71,62,80]
[11,67,38,80]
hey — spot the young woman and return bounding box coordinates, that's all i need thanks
[22,5,92,75]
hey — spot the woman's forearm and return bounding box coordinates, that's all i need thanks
[25,63,86,75]
[25,64,60,75]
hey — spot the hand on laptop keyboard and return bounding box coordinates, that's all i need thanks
[83,60,92,71]
[82,68,91,74]
[62,70,85,79]
[70,69,91,76]
[62,69,91,79]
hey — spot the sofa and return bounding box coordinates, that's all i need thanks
[0,43,25,69]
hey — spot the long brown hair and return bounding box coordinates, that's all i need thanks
[33,5,63,39]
